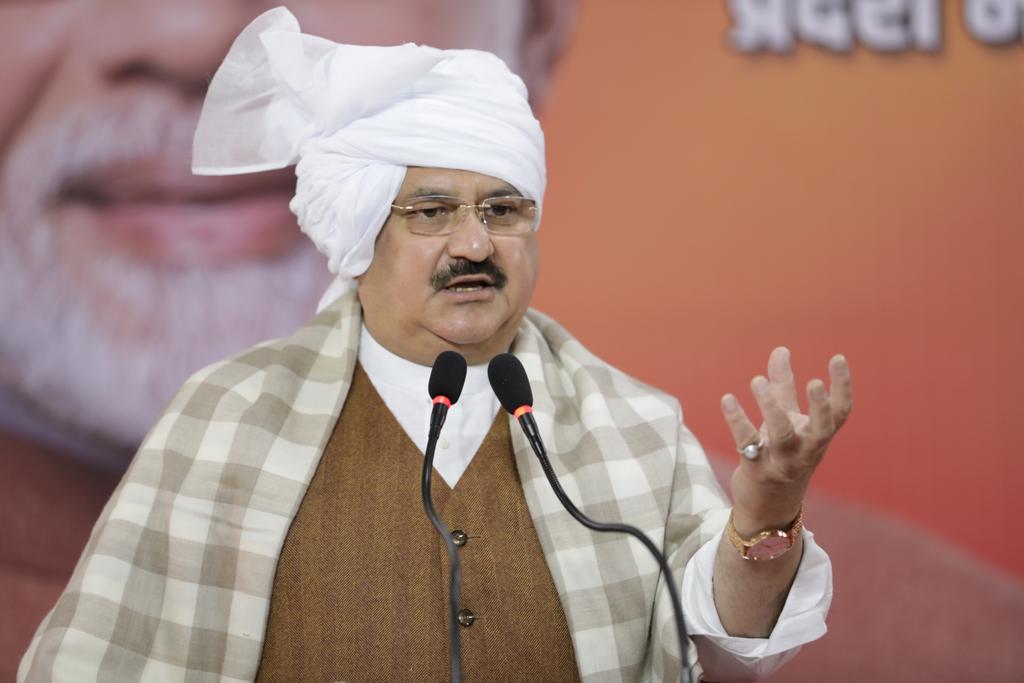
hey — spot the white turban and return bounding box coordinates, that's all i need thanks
[192,7,546,310]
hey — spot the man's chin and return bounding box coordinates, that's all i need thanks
[431,321,519,364]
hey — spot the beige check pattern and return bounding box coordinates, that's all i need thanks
[20,290,728,682]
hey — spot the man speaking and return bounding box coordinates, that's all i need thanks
[20,8,851,682]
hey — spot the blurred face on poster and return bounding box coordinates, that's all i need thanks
[0,0,574,467]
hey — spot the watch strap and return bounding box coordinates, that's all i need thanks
[726,504,804,561]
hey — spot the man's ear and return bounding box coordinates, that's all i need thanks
[518,0,579,111]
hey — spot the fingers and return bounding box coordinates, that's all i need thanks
[720,393,760,454]
[807,378,834,438]
[726,351,850,465]
[829,354,853,428]
[752,376,796,450]
[767,346,799,412]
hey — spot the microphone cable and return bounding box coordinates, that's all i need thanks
[424,350,468,683]
[488,353,693,683]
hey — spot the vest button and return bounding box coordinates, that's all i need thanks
[451,529,468,547]
[457,608,475,627]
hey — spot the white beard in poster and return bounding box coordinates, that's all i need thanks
[0,93,330,468]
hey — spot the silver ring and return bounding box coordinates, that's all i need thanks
[738,439,763,461]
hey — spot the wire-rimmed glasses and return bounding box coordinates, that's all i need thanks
[390,195,537,236]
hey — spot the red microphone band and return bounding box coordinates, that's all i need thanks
[432,396,452,408]
[513,405,533,419]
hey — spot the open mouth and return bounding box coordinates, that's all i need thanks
[445,275,495,293]
[443,274,496,294]
[432,258,507,295]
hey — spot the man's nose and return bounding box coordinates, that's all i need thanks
[446,208,495,262]
[78,0,258,97]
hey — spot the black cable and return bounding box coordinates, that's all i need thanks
[520,412,693,683]
[422,401,463,683]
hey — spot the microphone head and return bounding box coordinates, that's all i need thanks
[429,351,468,404]
[487,353,534,414]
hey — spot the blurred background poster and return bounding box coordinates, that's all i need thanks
[1,1,1021,681]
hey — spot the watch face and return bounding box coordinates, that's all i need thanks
[747,532,792,561]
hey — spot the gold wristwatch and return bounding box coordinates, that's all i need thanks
[726,505,804,561]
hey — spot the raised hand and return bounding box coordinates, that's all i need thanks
[720,347,852,534]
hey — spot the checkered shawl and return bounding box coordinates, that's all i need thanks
[20,289,729,683]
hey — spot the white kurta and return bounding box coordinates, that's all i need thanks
[358,326,833,681]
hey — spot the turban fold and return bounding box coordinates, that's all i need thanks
[192,7,546,310]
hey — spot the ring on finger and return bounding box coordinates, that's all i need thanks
[737,439,764,461]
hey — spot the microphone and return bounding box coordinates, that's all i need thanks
[424,351,467,683]
[487,353,693,683]
[429,349,468,440]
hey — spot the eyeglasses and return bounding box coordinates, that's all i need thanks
[389,195,537,236]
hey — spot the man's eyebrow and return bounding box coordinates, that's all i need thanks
[482,185,520,198]
[401,184,522,200]
[403,186,451,199]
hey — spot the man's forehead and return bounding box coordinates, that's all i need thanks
[400,167,519,197]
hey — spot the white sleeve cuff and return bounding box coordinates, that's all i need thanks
[681,528,833,681]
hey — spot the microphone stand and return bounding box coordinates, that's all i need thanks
[422,399,463,683]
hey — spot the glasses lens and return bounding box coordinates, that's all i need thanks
[398,198,461,235]
[482,197,535,232]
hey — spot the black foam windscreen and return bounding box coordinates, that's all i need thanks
[487,353,534,413]
[428,351,468,404]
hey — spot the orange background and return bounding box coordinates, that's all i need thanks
[535,1,1024,577]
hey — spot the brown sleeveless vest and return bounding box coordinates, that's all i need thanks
[256,364,580,682]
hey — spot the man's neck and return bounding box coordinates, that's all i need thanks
[358,312,517,367]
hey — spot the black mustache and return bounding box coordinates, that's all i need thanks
[431,258,508,291]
